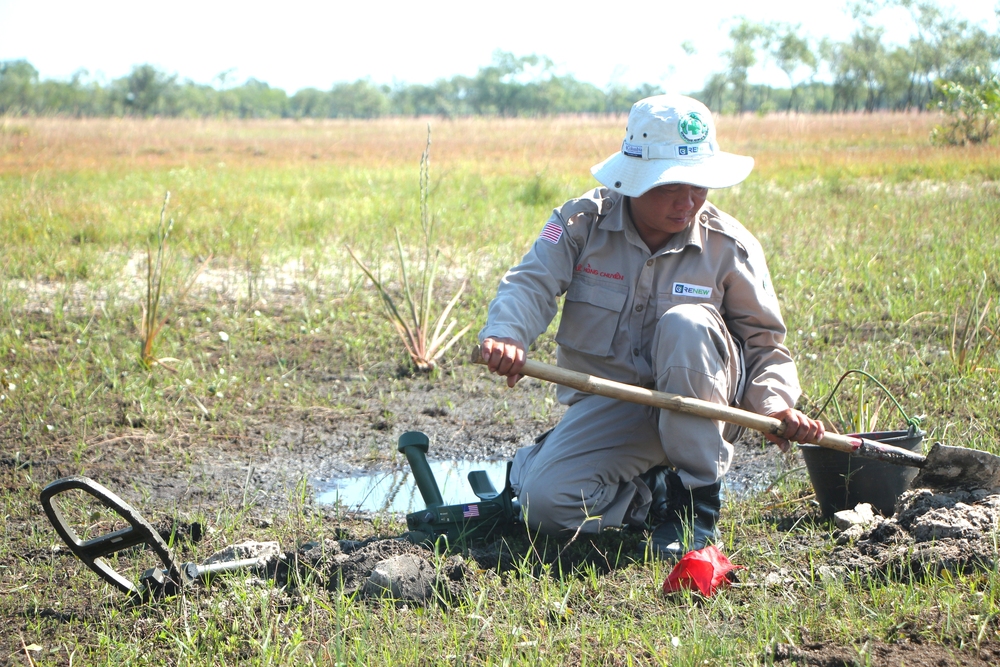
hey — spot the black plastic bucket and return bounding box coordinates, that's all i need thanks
[799,428,925,518]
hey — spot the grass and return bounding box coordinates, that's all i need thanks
[1,112,999,665]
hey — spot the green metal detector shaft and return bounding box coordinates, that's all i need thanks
[397,431,444,509]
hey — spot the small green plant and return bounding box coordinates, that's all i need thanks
[243,225,263,310]
[950,273,998,374]
[346,126,471,372]
[930,69,1000,146]
[140,191,211,370]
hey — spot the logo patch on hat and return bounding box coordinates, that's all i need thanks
[678,112,709,143]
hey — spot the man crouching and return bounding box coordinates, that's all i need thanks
[479,94,824,561]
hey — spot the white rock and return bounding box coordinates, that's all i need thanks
[836,524,867,544]
[817,565,845,582]
[764,572,784,587]
[833,503,876,530]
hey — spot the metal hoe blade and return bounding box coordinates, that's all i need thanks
[911,443,1000,491]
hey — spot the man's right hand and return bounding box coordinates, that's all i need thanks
[480,337,526,387]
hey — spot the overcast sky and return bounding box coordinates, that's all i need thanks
[1,0,997,93]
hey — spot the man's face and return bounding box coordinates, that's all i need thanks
[629,183,708,238]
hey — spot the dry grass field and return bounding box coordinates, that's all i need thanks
[3,112,997,179]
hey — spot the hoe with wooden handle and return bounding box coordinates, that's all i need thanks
[471,346,1000,492]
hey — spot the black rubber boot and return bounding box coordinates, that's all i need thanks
[637,465,674,527]
[647,474,722,562]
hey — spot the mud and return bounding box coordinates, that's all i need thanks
[772,637,1000,667]
[832,488,1000,579]
[19,348,1000,592]
[122,360,790,516]
[40,344,1000,594]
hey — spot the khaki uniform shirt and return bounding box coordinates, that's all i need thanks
[480,187,801,417]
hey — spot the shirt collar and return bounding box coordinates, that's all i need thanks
[598,190,626,232]
[603,194,707,255]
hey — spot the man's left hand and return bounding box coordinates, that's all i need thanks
[765,408,825,453]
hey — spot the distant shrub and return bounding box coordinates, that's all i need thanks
[930,70,1000,146]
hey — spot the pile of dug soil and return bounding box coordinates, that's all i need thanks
[281,537,471,604]
[832,487,1000,578]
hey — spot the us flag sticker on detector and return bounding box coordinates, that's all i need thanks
[539,221,563,244]
[462,504,480,518]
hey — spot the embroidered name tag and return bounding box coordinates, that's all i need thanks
[672,282,713,298]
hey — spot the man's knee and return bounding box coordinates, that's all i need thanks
[658,303,722,337]
[518,477,600,535]
[654,303,731,371]
[518,479,574,534]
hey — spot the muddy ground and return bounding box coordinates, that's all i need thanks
[77,349,792,522]
[8,332,1000,665]
[6,349,802,582]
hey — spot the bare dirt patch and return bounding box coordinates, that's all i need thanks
[772,636,1000,667]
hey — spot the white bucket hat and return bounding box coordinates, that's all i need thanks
[591,94,753,196]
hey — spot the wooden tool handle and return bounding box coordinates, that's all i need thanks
[470,345,925,466]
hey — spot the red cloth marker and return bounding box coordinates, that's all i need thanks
[662,545,741,597]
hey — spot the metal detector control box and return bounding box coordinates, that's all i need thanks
[396,431,520,544]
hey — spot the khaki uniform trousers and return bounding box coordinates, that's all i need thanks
[509,303,745,535]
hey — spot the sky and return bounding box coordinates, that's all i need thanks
[0,0,997,94]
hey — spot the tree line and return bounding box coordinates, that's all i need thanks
[0,53,659,119]
[704,0,1000,113]
[1,1,997,118]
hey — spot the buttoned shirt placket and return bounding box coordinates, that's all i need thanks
[621,204,703,387]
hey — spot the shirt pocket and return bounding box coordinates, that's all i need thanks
[556,280,629,358]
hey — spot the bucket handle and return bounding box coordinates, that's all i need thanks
[813,369,922,435]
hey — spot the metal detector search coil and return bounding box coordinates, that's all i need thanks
[40,476,179,598]
[41,476,266,600]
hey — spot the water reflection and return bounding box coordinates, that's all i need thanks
[314,460,772,514]
[315,460,509,514]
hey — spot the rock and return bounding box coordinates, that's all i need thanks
[833,503,876,530]
[363,554,436,602]
[910,505,992,542]
[327,538,428,595]
[831,488,1000,579]
[816,565,845,582]
[836,524,867,545]
[764,569,792,587]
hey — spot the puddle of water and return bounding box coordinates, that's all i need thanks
[315,460,509,514]
[314,460,775,514]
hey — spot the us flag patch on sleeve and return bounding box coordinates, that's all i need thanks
[539,221,563,244]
